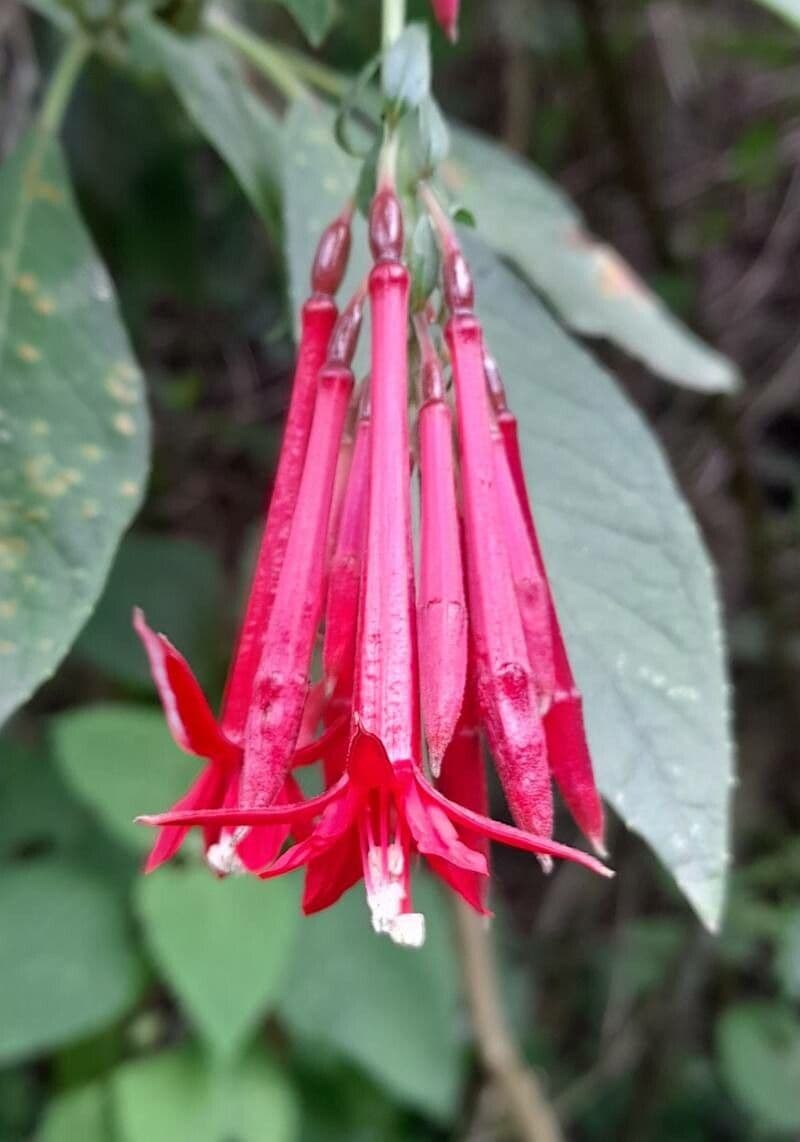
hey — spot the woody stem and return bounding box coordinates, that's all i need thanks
[453,900,565,1142]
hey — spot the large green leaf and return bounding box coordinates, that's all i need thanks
[278,879,465,1122]
[40,1048,298,1142]
[0,860,141,1063]
[755,0,800,26]
[445,125,738,393]
[0,737,87,858]
[717,1002,800,1132]
[282,101,732,931]
[38,1083,110,1142]
[272,0,338,46]
[76,532,224,692]
[114,1046,298,1142]
[127,15,281,229]
[135,864,300,1059]
[0,129,149,727]
[51,704,200,856]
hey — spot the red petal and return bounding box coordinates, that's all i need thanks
[426,855,490,916]
[399,763,487,875]
[413,768,613,877]
[144,764,227,873]
[302,830,362,913]
[346,723,396,789]
[292,712,348,768]
[137,774,348,830]
[133,609,238,765]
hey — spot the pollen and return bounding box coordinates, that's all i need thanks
[16,343,41,363]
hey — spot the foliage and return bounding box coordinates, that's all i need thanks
[3,0,794,1137]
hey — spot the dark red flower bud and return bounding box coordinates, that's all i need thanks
[443,248,474,314]
[311,208,353,297]
[327,287,366,367]
[369,187,404,263]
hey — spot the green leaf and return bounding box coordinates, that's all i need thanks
[0,860,141,1063]
[776,909,800,1000]
[464,233,732,930]
[38,1083,111,1142]
[282,101,733,931]
[127,15,281,229]
[279,878,465,1122]
[271,0,338,46]
[754,0,800,27]
[19,0,76,30]
[0,129,149,727]
[76,532,224,692]
[135,864,300,1059]
[51,704,200,856]
[382,23,431,112]
[717,1002,800,1132]
[446,125,739,393]
[0,737,87,858]
[114,1046,298,1142]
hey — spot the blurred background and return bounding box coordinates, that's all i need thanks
[1,0,799,1139]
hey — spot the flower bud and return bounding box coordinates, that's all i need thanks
[369,187,404,263]
[311,209,353,297]
[443,248,474,314]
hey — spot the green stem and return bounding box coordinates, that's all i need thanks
[39,35,90,136]
[381,0,407,49]
[379,0,406,184]
[206,10,310,104]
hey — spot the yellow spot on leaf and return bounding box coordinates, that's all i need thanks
[30,419,50,436]
[15,273,37,294]
[80,444,104,462]
[105,376,138,405]
[22,574,40,592]
[0,640,16,655]
[34,181,64,205]
[16,343,41,364]
[37,637,54,653]
[0,601,17,619]
[112,413,136,437]
[25,506,50,523]
[0,538,27,571]
[119,480,139,498]
[34,296,56,316]
[81,499,100,520]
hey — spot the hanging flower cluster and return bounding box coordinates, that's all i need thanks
[136,179,611,946]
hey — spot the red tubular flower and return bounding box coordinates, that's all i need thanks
[133,611,343,872]
[240,296,361,810]
[430,0,460,41]
[322,388,371,695]
[415,315,467,774]
[221,208,352,742]
[486,359,605,853]
[138,186,612,944]
[443,249,553,841]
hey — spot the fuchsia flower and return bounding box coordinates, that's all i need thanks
[138,186,611,945]
[430,0,460,41]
